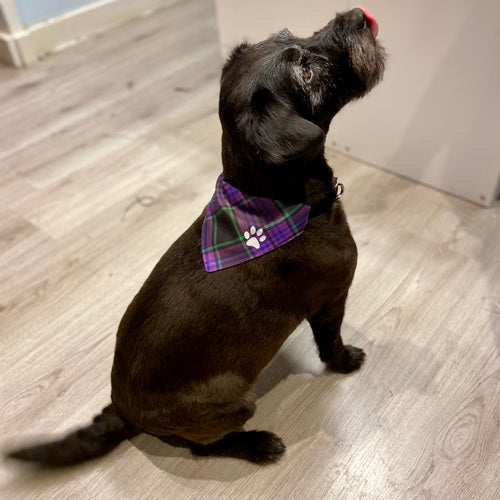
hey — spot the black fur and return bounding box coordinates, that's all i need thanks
[6,405,138,466]
[7,8,385,466]
[191,431,286,465]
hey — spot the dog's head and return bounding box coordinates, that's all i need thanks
[219,8,385,173]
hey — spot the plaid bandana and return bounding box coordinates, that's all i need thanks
[202,175,311,272]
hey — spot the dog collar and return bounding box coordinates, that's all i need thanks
[309,177,344,218]
[201,175,342,272]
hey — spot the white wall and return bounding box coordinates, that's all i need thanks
[14,0,102,27]
[215,0,500,206]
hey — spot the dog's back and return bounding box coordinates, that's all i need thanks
[110,198,357,435]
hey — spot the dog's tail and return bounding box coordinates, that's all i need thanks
[6,404,139,467]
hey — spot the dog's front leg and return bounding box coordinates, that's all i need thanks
[309,297,365,373]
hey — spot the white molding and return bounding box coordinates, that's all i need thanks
[0,0,178,67]
[0,0,24,33]
[0,32,21,65]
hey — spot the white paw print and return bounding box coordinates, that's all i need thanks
[244,226,266,249]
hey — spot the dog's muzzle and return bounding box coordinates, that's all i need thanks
[352,6,379,38]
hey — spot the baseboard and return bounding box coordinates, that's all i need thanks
[0,33,21,66]
[0,0,179,67]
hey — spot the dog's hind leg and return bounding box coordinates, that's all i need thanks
[190,429,285,465]
[309,296,365,373]
[180,392,285,464]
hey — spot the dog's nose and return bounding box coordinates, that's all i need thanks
[351,7,379,39]
[350,7,366,28]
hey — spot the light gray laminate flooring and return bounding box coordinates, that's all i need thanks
[1,0,498,498]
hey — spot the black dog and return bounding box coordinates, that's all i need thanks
[9,7,385,466]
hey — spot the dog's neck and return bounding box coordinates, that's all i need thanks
[221,140,335,205]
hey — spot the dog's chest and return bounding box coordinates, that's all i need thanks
[304,214,356,279]
[261,206,357,304]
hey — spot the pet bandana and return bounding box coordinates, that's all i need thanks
[202,175,311,272]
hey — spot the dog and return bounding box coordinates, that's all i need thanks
[8,7,385,466]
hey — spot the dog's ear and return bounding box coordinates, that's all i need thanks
[222,42,252,75]
[242,88,325,165]
[280,46,303,64]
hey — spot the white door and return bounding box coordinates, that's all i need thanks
[215,0,500,206]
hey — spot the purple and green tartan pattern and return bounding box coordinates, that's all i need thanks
[202,175,311,272]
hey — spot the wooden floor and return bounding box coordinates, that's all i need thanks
[1,0,499,498]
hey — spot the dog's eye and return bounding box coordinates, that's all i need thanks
[303,68,313,83]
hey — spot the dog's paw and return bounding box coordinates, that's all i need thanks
[244,226,266,249]
[328,345,366,373]
[244,430,286,464]
[190,430,285,465]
